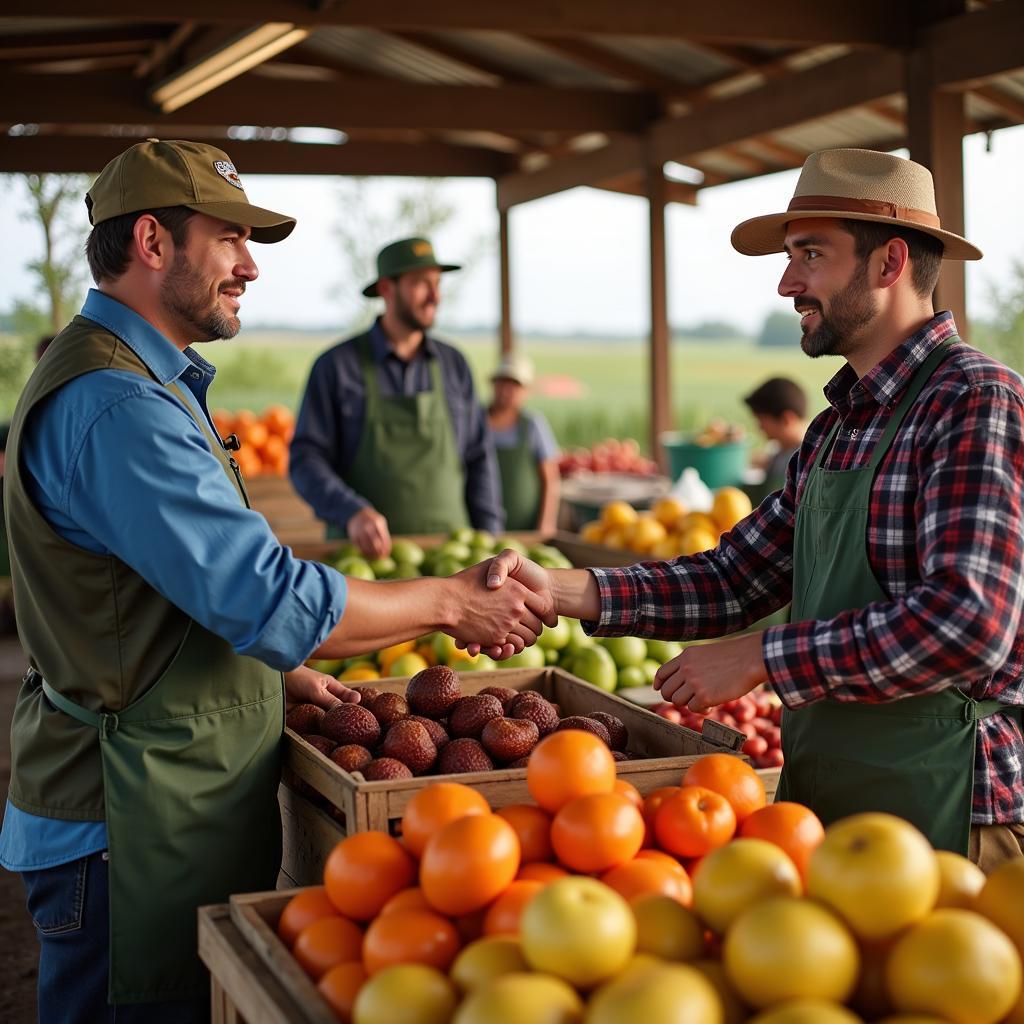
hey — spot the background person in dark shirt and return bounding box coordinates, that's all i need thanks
[743,376,810,493]
[290,238,503,558]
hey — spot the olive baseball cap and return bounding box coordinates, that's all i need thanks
[362,237,460,297]
[85,138,296,243]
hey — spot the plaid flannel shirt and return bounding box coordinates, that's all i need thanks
[588,312,1024,824]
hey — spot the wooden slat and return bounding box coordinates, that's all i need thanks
[647,161,671,470]
[279,783,346,885]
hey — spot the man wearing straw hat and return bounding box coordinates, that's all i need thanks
[485,148,1024,868]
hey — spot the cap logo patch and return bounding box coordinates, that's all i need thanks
[214,160,244,190]
[412,241,433,257]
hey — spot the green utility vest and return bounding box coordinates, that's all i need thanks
[777,338,1011,854]
[5,319,284,1003]
[329,333,469,538]
[496,415,542,531]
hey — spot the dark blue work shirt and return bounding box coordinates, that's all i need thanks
[290,319,504,533]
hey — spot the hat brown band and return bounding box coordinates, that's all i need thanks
[787,194,941,229]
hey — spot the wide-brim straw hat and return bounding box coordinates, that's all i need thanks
[731,148,982,261]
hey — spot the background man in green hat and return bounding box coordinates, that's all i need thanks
[483,147,1024,871]
[0,141,549,1021]
[290,237,504,558]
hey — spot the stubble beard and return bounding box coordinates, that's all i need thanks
[162,251,242,342]
[800,260,878,359]
[394,290,435,334]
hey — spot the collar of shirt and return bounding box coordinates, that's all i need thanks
[822,310,958,415]
[80,289,217,397]
[368,316,438,365]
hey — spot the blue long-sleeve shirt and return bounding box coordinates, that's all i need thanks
[289,319,504,533]
[0,289,348,871]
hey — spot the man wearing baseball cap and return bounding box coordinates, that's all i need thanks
[0,140,551,1019]
[486,148,1024,868]
[290,237,504,559]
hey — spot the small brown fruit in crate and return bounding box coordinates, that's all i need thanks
[350,685,381,703]
[303,735,336,756]
[437,738,494,774]
[508,692,559,736]
[478,685,519,710]
[330,744,373,773]
[481,717,540,764]
[448,694,504,739]
[363,757,413,781]
[322,703,381,748]
[588,712,628,751]
[507,755,531,768]
[408,715,450,749]
[286,703,325,735]
[366,692,410,730]
[557,716,612,746]
[382,719,438,775]
[612,750,630,762]
[406,665,462,717]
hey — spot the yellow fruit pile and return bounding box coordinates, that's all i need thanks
[580,488,754,558]
[272,740,1024,1023]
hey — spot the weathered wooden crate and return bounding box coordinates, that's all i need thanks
[281,666,746,884]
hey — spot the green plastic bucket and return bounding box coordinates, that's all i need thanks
[659,433,748,489]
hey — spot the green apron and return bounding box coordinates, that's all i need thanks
[496,415,541,531]
[330,337,469,537]
[29,385,284,1003]
[776,337,1006,854]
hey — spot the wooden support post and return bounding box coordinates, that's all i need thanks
[647,162,671,470]
[499,207,513,356]
[906,50,969,337]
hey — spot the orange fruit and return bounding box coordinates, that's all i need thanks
[317,961,366,1022]
[654,786,737,858]
[482,879,544,936]
[636,848,690,879]
[652,496,687,529]
[263,403,295,439]
[496,804,554,864]
[683,754,766,824]
[323,832,416,921]
[601,858,693,905]
[551,792,645,874]
[377,640,417,674]
[420,813,521,916]
[277,886,340,948]
[245,420,269,450]
[642,786,684,847]
[601,500,639,528]
[517,862,570,885]
[401,782,491,859]
[379,886,432,916]
[362,908,461,976]
[627,516,668,554]
[614,779,643,809]
[739,802,825,879]
[293,915,364,980]
[526,730,616,813]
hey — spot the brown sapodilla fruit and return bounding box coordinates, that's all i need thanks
[408,715,450,750]
[321,703,381,748]
[330,744,373,773]
[303,734,336,756]
[366,692,410,730]
[481,717,540,764]
[448,694,504,739]
[437,737,494,774]
[612,750,630,762]
[508,692,560,736]
[556,716,612,747]
[588,712,628,752]
[350,685,382,703]
[286,703,325,735]
[405,665,462,718]
[506,755,531,769]
[363,757,413,781]
[478,686,519,710]
[382,720,437,775]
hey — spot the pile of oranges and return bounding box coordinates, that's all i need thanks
[580,488,753,559]
[274,736,1024,1024]
[211,404,294,477]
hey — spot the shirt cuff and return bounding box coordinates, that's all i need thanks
[762,621,830,709]
[580,567,643,636]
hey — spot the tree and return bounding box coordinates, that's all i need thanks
[973,258,1024,373]
[758,310,801,347]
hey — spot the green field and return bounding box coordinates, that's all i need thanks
[198,329,839,453]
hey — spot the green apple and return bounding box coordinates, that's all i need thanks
[368,556,397,578]
[645,639,684,663]
[498,645,547,670]
[432,631,460,664]
[334,556,376,580]
[432,555,465,577]
[387,652,430,678]
[520,877,636,989]
[537,616,572,652]
[544,648,560,665]
[494,536,528,556]
[468,546,494,565]
[565,618,596,655]
[459,654,497,672]
[641,659,661,685]
[569,645,618,693]
[600,636,648,669]
[389,538,424,567]
[437,540,472,562]
[306,658,346,676]
[392,562,421,578]
[616,666,647,690]
[449,527,475,546]
[470,529,495,550]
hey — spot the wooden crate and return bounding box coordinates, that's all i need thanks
[281,666,745,883]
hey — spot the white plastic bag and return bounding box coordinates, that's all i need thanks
[669,467,713,512]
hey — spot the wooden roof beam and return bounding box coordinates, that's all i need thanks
[925,0,1024,89]
[595,171,697,205]
[970,84,1024,125]
[0,27,163,62]
[384,31,538,84]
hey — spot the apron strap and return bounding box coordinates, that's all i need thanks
[36,673,119,739]
[964,697,1011,722]
[357,333,381,414]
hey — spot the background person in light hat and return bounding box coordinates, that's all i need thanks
[483,148,1024,868]
[487,352,561,533]
[0,140,551,1021]
[290,237,504,557]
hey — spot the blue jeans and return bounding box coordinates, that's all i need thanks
[20,852,208,1023]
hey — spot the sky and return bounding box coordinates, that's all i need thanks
[1,125,1022,338]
